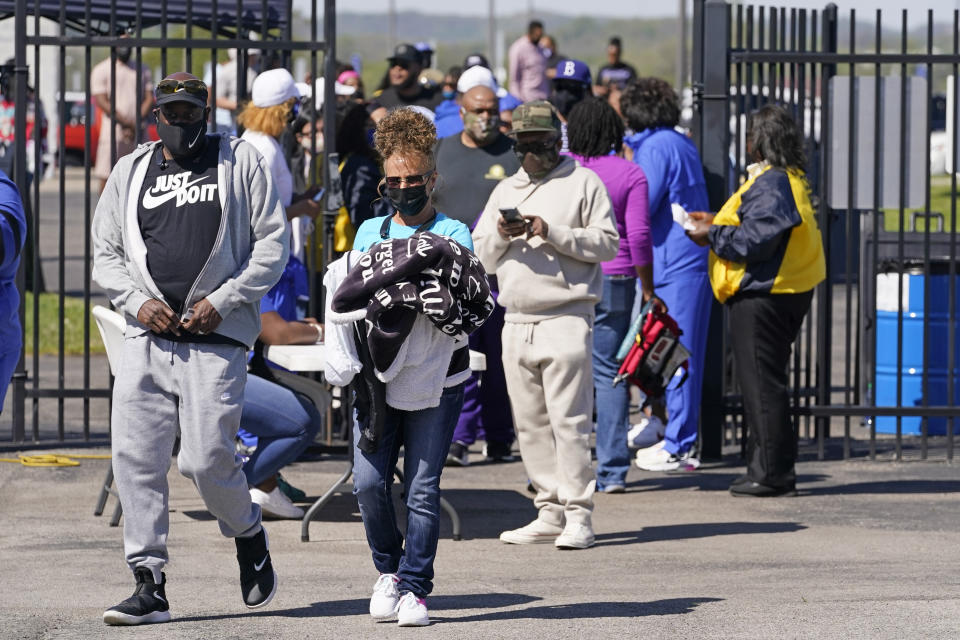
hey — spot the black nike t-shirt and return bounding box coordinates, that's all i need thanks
[432,133,520,227]
[139,141,223,312]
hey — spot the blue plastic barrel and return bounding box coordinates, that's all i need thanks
[875,270,960,434]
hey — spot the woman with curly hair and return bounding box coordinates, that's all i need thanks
[619,77,713,472]
[351,107,473,627]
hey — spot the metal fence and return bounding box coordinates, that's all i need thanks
[3,0,337,445]
[692,0,960,461]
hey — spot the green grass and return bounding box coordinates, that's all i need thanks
[22,293,105,356]
[882,175,960,232]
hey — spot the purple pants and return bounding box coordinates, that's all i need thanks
[452,300,515,446]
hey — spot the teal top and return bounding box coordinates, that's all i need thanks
[353,212,474,252]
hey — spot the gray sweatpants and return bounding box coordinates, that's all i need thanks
[111,333,261,575]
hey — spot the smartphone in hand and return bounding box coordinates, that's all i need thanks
[499,207,524,224]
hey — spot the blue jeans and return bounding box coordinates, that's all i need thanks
[353,382,464,598]
[592,275,636,489]
[239,374,322,487]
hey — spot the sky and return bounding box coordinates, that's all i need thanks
[306,0,960,21]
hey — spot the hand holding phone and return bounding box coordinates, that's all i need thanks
[499,207,524,224]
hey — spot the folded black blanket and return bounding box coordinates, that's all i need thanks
[331,232,495,373]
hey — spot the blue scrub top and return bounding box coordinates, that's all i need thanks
[625,127,710,283]
[353,212,474,253]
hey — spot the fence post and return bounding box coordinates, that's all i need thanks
[815,3,838,452]
[693,0,730,461]
[11,0,27,443]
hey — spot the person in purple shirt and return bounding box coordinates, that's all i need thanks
[567,98,656,492]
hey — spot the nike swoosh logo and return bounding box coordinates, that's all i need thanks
[188,128,203,149]
[142,175,209,210]
[153,593,167,604]
[254,554,269,572]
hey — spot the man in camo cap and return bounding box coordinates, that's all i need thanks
[472,100,619,551]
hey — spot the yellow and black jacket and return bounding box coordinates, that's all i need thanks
[708,163,825,303]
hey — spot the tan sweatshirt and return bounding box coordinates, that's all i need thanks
[472,157,620,323]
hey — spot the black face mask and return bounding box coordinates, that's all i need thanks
[385,184,429,218]
[157,119,207,158]
[550,86,585,118]
[115,47,132,63]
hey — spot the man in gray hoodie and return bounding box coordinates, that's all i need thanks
[92,72,289,625]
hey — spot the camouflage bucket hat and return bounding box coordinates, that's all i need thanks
[509,100,561,136]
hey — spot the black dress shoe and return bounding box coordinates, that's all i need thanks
[729,480,797,497]
[729,474,751,488]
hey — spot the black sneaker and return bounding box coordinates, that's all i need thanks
[483,440,516,463]
[445,441,470,467]
[102,567,171,626]
[235,527,278,608]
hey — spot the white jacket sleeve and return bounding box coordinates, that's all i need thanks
[322,253,363,387]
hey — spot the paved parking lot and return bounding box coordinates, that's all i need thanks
[1,443,959,639]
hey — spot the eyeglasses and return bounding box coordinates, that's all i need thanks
[384,169,434,188]
[155,78,207,98]
[514,138,558,155]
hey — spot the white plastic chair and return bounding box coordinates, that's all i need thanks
[91,305,125,525]
[92,305,126,376]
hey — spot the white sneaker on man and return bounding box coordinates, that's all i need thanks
[635,444,701,472]
[369,573,399,619]
[396,592,430,627]
[627,415,665,449]
[499,518,563,544]
[249,486,304,519]
[555,521,596,550]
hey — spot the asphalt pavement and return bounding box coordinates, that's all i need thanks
[1,442,958,639]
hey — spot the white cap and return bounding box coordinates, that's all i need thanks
[457,65,498,94]
[251,68,300,107]
[407,105,435,123]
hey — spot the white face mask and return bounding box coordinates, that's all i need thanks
[300,132,323,154]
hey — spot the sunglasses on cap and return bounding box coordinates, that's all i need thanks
[514,137,558,155]
[155,78,207,97]
[384,169,434,188]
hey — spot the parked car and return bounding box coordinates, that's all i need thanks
[58,91,159,166]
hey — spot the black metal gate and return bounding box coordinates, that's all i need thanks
[3,0,337,445]
[692,0,960,461]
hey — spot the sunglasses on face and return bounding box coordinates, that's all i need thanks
[155,78,208,97]
[391,60,412,71]
[156,105,204,123]
[384,169,434,188]
[514,138,558,155]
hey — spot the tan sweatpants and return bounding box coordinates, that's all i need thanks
[501,314,595,528]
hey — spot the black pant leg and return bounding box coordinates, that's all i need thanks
[728,291,812,488]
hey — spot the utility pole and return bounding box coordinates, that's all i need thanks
[388,0,397,52]
[488,0,496,62]
[676,0,687,91]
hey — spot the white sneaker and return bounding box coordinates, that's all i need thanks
[634,445,701,471]
[633,440,666,462]
[555,522,596,549]
[396,592,430,627]
[499,518,563,545]
[369,573,399,619]
[250,486,304,519]
[627,415,665,449]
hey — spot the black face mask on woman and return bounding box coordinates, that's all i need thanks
[157,119,207,158]
[385,184,430,219]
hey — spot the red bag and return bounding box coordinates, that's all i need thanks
[612,302,691,398]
